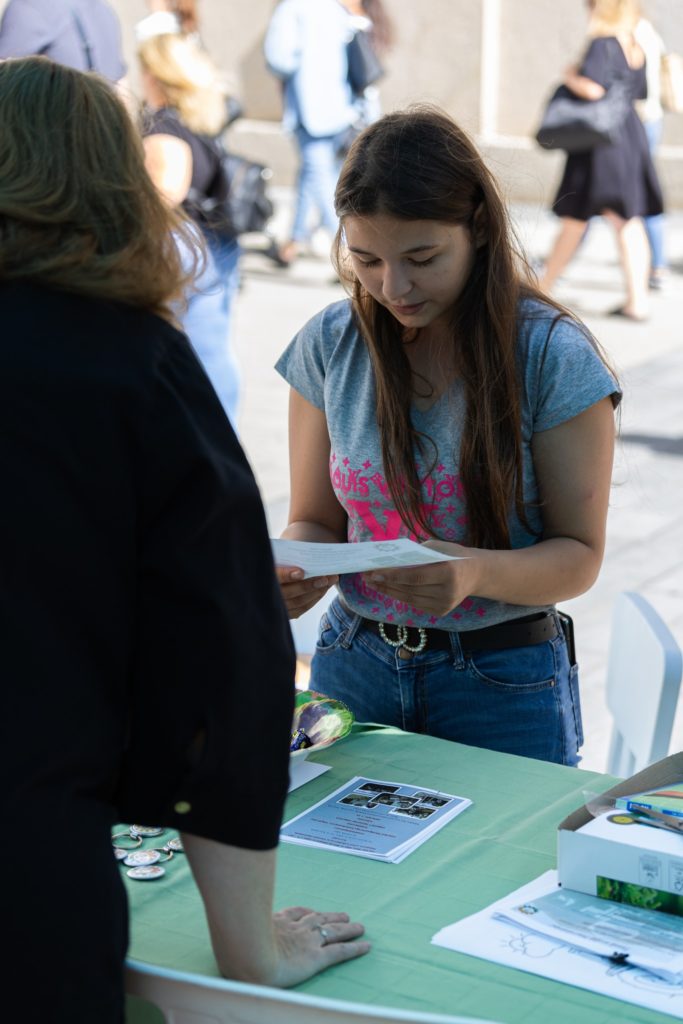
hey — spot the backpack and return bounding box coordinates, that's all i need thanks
[187,140,274,239]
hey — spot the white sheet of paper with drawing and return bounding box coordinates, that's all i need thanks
[496,884,683,983]
[270,538,462,579]
[432,871,683,1018]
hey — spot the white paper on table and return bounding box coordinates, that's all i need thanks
[288,758,330,792]
[270,538,464,579]
[496,881,683,983]
[432,871,683,1018]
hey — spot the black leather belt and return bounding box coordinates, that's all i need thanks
[359,609,558,654]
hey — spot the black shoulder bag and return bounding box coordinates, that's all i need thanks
[188,139,275,239]
[346,29,384,95]
[535,39,632,153]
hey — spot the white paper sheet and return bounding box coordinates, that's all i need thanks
[288,758,330,792]
[270,538,463,579]
[432,871,683,1018]
[497,882,683,983]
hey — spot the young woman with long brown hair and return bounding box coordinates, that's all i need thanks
[275,105,621,766]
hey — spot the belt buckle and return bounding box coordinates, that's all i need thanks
[378,622,427,654]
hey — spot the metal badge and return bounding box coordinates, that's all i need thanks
[124,849,161,868]
[113,847,129,861]
[164,837,184,853]
[127,865,165,881]
[111,831,142,850]
[130,825,165,838]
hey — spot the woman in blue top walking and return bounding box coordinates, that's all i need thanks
[275,106,621,766]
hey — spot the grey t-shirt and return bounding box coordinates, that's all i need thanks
[0,0,126,80]
[275,297,621,631]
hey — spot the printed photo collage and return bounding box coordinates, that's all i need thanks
[339,781,454,821]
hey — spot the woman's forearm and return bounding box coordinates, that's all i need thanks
[563,71,606,101]
[460,535,605,607]
[375,534,606,620]
[281,520,347,543]
[181,833,370,986]
[182,835,280,984]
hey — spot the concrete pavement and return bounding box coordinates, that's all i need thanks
[232,189,683,773]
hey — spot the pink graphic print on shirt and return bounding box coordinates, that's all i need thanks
[329,451,489,623]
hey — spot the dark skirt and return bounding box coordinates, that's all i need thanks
[552,108,664,221]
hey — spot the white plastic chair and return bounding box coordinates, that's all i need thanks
[605,591,683,777]
[126,959,499,1024]
[290,595,327,659]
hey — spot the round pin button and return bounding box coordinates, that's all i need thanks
[124,849,161,868]
[164,837,184,853]
[130,825,165,838]
[113,848,129,861]
[127,865,165,881]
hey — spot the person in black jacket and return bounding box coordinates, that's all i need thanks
[0,56,368,1024]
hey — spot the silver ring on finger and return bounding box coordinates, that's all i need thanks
[314,924,329,944]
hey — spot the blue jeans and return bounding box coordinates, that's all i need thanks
[291,127,345,242]
[310,597,583,766]
[181,233,241,431]
[643,120,666,272]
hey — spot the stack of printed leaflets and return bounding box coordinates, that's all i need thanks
[280,776,471,863]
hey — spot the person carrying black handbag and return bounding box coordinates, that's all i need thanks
[538,0,663,323]
[139,30,246,428]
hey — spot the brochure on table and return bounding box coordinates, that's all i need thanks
[270,538,464,579]
[432,871,683,1018]
[497,879,683,983]
[281,776,471,863]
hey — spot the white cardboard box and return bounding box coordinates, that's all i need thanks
[558,752,683,905]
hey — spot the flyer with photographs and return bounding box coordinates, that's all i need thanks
[280,777,471,862]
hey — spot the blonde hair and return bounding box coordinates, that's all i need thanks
[0,57,197,321]
[138,33,226,137]
[589,0,640,36]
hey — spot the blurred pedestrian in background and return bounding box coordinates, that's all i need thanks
[634,8,669,290]
[0,0,126,86]
[275,106,620,767]
[1,56,369,1023]
[144,0,200,38]
[343,0,394,127]
[139,31,243,429]
[264,0,377,267]
[165,0,200,36]
[539,0,663,322]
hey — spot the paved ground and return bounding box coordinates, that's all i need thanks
[232,189,683,773]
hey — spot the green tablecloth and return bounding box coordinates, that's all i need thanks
[125,725,673,1023]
